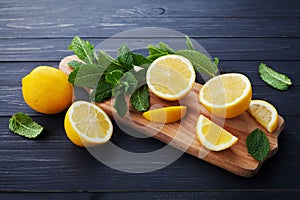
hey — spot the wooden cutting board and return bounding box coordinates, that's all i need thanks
[59,55,285,177]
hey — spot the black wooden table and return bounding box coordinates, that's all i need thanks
[0,0,299,199]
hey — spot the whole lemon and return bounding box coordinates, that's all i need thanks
[22,66,73,114]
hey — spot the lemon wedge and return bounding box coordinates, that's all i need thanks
[196,115,238,151]
[248,100,278,133]
[143,106,187,123]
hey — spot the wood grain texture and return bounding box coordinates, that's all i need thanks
[0,0,300,38]
[0,115,299,191]
[58,55,284,177]
[0,38,300,61]
[0,191,300,200]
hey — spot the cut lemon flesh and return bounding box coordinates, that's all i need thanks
[248,100,278,133]
[143,106,187,123]
[64,101,113,147]
[196,115,238,151]
[146,55,196,101]
[199,73,252,118]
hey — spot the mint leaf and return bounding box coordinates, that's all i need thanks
[105,69,123,85]
[213,57,219,68]
[246,128,270,161]
[68,60,84,69]
[121,72,138,95]
[147,44,169,61]
[118,44,131,57]
[90,78,113,103]
[118,51,134,70]
[259,63,292,90]
[185,35,194,50]
[130,85,150,112]
[176,49,218,78]
[68,36,95,64]
[132,53,151,66]
[9,112,44,139]
[158,42,175,54]
[68,64,103,88]
[114,89,127,117]
[97,50,119,70]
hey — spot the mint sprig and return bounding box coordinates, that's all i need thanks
[246,128,270,161]
[9,112,44,139]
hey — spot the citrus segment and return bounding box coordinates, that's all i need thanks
[248,100,278,133]
[199,73,252,118]
[196,115,238,151]
[146,55,196,101]
[22,66,73,114]
[142,106,187,123]
[64,101,113,147]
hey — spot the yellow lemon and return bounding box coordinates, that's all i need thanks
[196,115,238,151]
[248,100,278,133]
[64,101,113,147]
[146,55,195,101]
[199,73,252,118]
[142,106,187,123]
[22,66,73,114]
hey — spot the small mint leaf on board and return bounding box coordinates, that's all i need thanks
[68,36,95,64]
[176,49,218,78]
[68,60,84,69]
[130,85,150,112]
[97,50,119,70]
[105,69,124,85]
[246,128,270,161]
[258,63,292,90]
[9,112,44,139]
[185,35,195,50]
[68,64,104,88]
[114,89,128,117]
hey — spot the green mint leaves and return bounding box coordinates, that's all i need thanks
[246,128,270,161]
[147,36,218,78]
[131,85,150,112]
[176,49,218,78]
[68,36,96,64]
[68,36,151,117]
[9,112,44,139]
[259,63,292,90]
[185,35,195,50]
[68,35,219,117]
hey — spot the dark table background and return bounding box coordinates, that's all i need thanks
[0,0,299,199]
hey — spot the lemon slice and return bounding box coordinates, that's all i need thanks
[143,106,187,123]
[64,101,113,147]
[199,73,252,118]
[146,55,196,101]
[196,115,238,151]
[248,100,278,133]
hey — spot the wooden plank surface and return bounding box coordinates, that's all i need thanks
[1,38,300,61]
[0,0,299,198]
[0,115,299,191]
